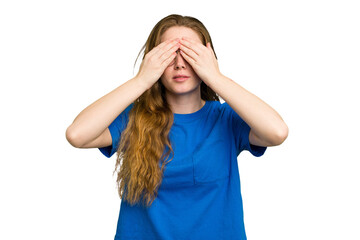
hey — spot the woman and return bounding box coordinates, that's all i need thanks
[66,14,288,240]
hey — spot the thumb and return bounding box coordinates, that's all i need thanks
[206,42,216,57]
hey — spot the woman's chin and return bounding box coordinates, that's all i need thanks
[166,84,200,96]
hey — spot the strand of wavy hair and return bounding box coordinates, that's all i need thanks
[114,82,174,207]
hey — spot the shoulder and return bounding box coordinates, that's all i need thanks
[125,103,134,113]
[207,100,225,111]
[120,103,134,119]
[111,103,134,128]
[208,100,234,117]
[202,101,239,126]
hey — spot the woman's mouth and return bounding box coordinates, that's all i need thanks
[173,75,190,82]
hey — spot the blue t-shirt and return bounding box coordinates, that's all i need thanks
[99,100,266,240]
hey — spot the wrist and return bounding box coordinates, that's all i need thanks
[132,75,152,91]
[204,72,224,89]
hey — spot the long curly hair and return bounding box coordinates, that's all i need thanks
[114,14,220,207]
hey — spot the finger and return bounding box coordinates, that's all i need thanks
[180,37,203,55]
[160,43,180,64]
[158,38,180,52]
[146,39,171,57]
[162,51,177,67]
[206,42,216,58]
[146,39,172,59]
[152,38,179,57]
[179,49,196,66]
[179,43,198,62]
[206,42,211,49]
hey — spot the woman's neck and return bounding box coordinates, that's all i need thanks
[165,91,205,114]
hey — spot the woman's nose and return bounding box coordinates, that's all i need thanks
[174,51,186,69]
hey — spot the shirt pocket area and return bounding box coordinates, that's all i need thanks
[192,139,230,184]
[160,157,195,188]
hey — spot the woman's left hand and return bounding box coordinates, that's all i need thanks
[179,37,222,85]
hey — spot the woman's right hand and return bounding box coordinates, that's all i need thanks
[136,39,180,89]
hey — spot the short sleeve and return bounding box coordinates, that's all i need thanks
[223,102,267,157]
[98,103,133,158]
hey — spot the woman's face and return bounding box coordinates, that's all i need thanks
[160,26,203,97]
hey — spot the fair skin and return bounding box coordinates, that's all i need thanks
[159,27,205,114]
[160,26,288,146]
[176,29,289,146]
[66,25,287,149]
[66,38,180,148]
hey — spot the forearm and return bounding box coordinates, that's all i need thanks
[66,77,148,147]
[177,37,288,146]
[208,74,288,146]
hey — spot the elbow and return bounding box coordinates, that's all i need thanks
[270,123,289,146]
[66,125,85,148]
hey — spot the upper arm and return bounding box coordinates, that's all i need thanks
[249,129,273,147]
[81,128,112,149]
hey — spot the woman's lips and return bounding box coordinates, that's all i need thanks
[173,75,190,82]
